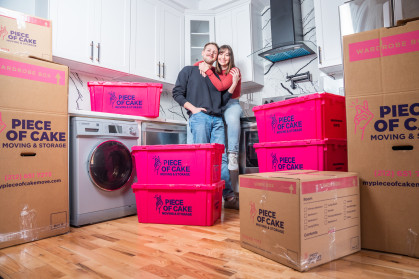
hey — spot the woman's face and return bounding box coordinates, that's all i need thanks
[218,49,230,67]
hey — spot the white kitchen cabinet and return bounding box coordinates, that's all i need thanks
[49,0,130,73]
[314,0,346,74]
[214,1,264,91]
[185,15,215,65]
[130,0,184,85]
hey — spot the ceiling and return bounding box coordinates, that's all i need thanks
[169,0,268,10]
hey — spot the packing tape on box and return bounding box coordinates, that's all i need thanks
[0,8,27,29]
[407,228,418,257]
[0,204,69,244]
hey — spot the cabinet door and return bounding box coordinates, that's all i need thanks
[185,15,215,65]
[97,0,130,72]
[233,4,253,83]
[161,6,184,84]
[314,0,346,73]
[130,0,160,79]
[215,11,233,47]
[50,0,95,64]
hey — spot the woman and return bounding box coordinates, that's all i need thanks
[197,45,242,171]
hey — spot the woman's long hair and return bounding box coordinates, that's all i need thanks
[215,45,235,75]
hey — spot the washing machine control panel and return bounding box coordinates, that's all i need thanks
[73,118,139,139]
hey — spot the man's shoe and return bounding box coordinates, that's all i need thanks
[224,195,239,210]
[228,152,239,171]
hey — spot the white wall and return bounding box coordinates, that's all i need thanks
[0,0,48,18]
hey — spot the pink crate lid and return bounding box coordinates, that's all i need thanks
[252,92,344,112]
[132,143,225,152]
[254,138,347,148]
[87,81,163,88]
[131,180,225,191]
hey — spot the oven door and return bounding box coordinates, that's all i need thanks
[239,123,259,174]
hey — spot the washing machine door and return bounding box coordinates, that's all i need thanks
[88,140,133,191]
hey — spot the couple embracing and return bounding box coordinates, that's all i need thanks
[172,42,242,210]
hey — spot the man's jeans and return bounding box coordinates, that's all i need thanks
[189,112,233,200]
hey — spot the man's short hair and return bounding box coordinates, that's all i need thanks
[203,42,219,51]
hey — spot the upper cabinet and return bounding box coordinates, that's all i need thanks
[185,15,215,65]
[130,0,184,85]
[314,0,346,74]
[214,1,264,90]
[49,0,130,73]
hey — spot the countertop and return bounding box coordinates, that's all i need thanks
[69,110,187,125]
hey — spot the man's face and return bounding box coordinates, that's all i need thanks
[202,44,218,65]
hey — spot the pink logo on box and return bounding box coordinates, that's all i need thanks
[0,25,7,40]
[154,194,163,214]
[349,100,374,140]
[249,201,256,223]
[152,155,161,174]
[0,58,65,85]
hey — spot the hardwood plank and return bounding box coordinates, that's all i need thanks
[0,209,418,279]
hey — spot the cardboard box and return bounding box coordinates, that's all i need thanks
[0,109,69,249]
[343,20,419,257]
[240,170,360,271]
[0,7,52,60]
[0,52,68,113]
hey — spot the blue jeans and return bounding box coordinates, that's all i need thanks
[189,112,233,200]
[223,99,243,153]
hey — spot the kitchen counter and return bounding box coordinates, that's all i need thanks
[69,110,187,125]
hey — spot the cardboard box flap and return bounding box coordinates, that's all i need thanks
[343,19,419,97]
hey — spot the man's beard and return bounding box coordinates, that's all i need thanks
[203,57,215,64]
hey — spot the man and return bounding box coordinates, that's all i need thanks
[172,42,239,210]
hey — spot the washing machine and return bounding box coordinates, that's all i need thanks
[70,117,138,226]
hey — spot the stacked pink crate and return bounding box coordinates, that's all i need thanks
[131,144,225,226]
[252,93,348,172]
[87,82,163,118]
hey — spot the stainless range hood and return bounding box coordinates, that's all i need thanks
[259,0,315,63]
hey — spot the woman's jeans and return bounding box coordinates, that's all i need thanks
[223,98,243,154]
[189,112,234,200]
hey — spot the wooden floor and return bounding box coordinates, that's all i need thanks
[1,209,418,279]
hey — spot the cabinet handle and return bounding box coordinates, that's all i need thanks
[318,46,322,64]
[162,62,165,78]
[157,62,161,77]
[96,43,101,62]
[90,41,94,61]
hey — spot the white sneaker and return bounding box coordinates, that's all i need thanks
[228,152,239,171]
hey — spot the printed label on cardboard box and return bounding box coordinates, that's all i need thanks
[0,57,66,85]
[0,112,67,149]
[348,30,419,62]
[348,98,419,141]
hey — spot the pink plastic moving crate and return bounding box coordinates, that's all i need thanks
[254,139,348,173]
[131,143,224,185]
[132,181,224,226]
[88,81,162,117]
[253,93,347,142]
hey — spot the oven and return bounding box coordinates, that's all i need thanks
[239,118,259,174]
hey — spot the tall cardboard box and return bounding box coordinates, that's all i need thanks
[343,20,419,257]
[0,53,69,248]
[0,7,52,60]
[240,170,360,271]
